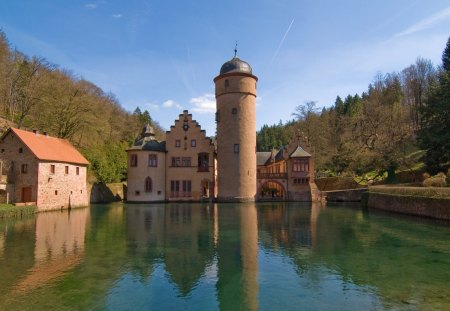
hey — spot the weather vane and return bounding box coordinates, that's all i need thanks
[234,41,238,57]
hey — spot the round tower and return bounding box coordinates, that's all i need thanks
[214,52,258,202]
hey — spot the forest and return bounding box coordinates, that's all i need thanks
[257,36,450,183]
[0,31,164,183]
[0,29,448,184]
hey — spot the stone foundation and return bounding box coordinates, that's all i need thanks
[367,192,450,220]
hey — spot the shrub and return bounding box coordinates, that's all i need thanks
[423,172,447,187]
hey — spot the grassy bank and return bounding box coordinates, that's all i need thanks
[369,186,450,199]
[0,204,36,218]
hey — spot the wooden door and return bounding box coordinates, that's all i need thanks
[22,186,32,202]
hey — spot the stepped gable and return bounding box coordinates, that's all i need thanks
[166,110,214,146]
[3,128,89,165]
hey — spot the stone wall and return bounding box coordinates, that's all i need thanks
[215,73,257,201]
[89,182,125,203]
[367,192,450,220]
[325,188,368,202]
[37,162,88,211]
[0,132,39,203]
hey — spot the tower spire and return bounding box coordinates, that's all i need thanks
[234,41,238,57]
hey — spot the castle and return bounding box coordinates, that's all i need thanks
[127,53,320,202]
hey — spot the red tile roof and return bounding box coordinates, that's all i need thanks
[6,128,89,165]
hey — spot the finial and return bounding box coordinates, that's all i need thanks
[234,41,238,57]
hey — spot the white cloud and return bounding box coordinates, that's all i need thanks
[162,99,183,109]
[190,94,216,114]
[85,3,97,9]
[394,6,450,37]
[112,14,123,18]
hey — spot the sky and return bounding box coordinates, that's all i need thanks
[1,0,449,136]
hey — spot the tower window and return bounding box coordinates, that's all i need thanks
[175,139,181,147]
[234,144,239,154]
[215,111,220,122]
[130,154,138,167]
[19,148,23,153]
[225,79,229,88]
[232,108,237,115]
[21,164,28,174]
[191,139,196,147]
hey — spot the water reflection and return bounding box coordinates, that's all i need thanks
[126,203,216,294]
[0,202,449,310]
[13,208,89,292]
[0,207,89,307]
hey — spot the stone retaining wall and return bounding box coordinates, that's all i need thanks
[89,182,126,203]
[324,188,368,202]
[367,192,450,220]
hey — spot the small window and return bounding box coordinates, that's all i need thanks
[232,108,237,115]
[130,154,138,167]
[65,166,69,174]
[145,177,152,193]
[50,165,55,174]
[21,164,28,174]
[1,149,4,153]
[135,190,140,196]
[234,144,239,154]
[225,79,229,88]
[157,190,161,195]
[172,157,181,167]
[148,154,157,167]
[175,140,181,148]
[215,110,220,122]
[81,190,83,194]
[19,147,23,153]
[182,157,191,167]
[191,139,196,147]
[76,167,80,175]
[55,190,58,195]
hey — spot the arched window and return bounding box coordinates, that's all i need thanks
[145,177,152,193]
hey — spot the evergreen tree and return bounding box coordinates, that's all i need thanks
[418,37,450,173]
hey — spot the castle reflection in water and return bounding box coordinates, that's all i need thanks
[1,202,449,310]
[0,203,323,310]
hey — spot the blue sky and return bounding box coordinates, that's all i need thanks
[1,1,449,135]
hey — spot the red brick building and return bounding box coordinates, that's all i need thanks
[0,128,89,211]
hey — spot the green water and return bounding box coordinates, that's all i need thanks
[0,202,449,310]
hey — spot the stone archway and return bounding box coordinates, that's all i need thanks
[258,180,286,200]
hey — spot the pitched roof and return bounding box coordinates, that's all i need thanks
[5,128,89,165]
[128,137,166,152]
[289,145,311,158]
[256,152,272,166]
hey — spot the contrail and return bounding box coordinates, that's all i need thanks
[270,18,295,66]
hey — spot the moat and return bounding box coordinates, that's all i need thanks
[1,202,449,310]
